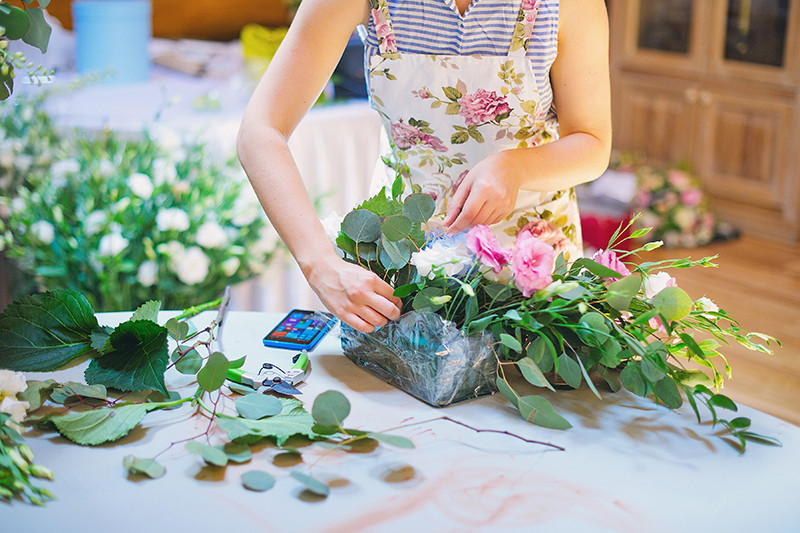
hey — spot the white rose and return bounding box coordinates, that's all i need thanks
[156,208,190,232]
[98,232,129,257]
[643,271,677,298]
[30,220,55,244]
[152,158,178,186]
[196,220,228,249]
[222,256,240,277]
[250,225,281,257]
[0,396,29,424]
[0,370,29,424]
[172,246,210,285]
[136,260,159,287]
[410,238,473,280]
[231,191,261,227]
[98,159,115,178]
[127,172,154,200]
[150,126,183,153]
[157,240,185,257]
[85,211,108,236]
[51,158,81,188]
[695,296,719,314]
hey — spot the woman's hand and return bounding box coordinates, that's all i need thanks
[442,150,520,235]
[306,256,402,333]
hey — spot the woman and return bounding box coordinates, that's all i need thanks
[237,0,611,333]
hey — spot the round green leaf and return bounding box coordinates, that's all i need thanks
[242,470,275,492]
[165,318,189,341]
[123,455,166,479]
[222,442,252,464]
[186,440,228,467]
[0,4,31,40]
[403,193,436,223]
[367,432,415,449]
[381,214,413,242]
[235,393,282,420]
[311,390,351,428]
[379,237,412,270]
[196,352,229,392]
[651,286,693,322]
[653,377,683,409]
[342,209,381,243]
[291,471,330,496]
[171,346,202,374]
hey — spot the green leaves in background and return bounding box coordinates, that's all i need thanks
[0,290,99,371]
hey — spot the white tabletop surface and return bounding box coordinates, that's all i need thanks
[6,311,800,531]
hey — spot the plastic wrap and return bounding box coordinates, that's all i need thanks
[340,311,498,407]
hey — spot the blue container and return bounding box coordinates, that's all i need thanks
[73,0,152,83]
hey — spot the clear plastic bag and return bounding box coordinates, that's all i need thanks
[340,311,498,407]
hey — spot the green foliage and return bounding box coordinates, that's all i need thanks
[123,456,166,479]
[241,470,275,492]
[0,1,54,100]
[290,471,330,497]
[0,413,54,505]
[235,393,283,420]
[311,390,351,428]
[49,403,157,445]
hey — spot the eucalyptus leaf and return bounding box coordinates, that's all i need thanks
[620,364,647,397]
[709,394,738,412]
[186,441,228,467]
[653,377,683,409]
[402,193,436,223]
[51,381,108,403]
[381,215,413,242]
[367,432,415,449]
[84,319,169,395]
[499,333,522,354]
[235,393,283,420]
[171,346,202,375]
[342,209,381,243]
[312,390,351,428]
[21,7,51,53]
[640,357,667,382]
[651,286,693,322]
[221,442,252,464]
[0,290,98,371]
[517,358,555,391]
[123,456,165,479]
[291,471,330,496]
[50,403,155,445]
[517,395,572,429]
[605,275,641,311]
[197,352,230,392]
[495,376,519,408]
[556,354,582,389]
[165,318,189,341]
[241,470,275,492]
[379,237,411,270]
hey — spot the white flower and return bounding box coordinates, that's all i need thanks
[196,220,228,249]
[320,212,343,245]
[150,126,183,153]
[643,271,677,298]
[695,297,719,315]
[222,256,240,277]
[156,208,190,232]
[152,158,178,186]
[127,172,154,200]
[231,190,262,227]
[97,159,115,178]
[98,232,129,257]
[51,158,81,188]
[85,210,108,236]
[0,370,29,424]
[15,154,33,174]
[171,246,210,285]
[171,181,190,195]
[410,237,473,280]
[157,240,185,257]
[673,206,697,231]
[250,225,280,258]
[136,260,158,287]
[30,220,55,244]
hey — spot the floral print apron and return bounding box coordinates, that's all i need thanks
[367,0,582,260]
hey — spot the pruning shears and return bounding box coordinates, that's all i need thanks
[226,350,310,396]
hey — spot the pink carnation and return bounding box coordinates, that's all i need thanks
[511,230,555,297]
[466,225,512,273]
[591,249,632,281]
[681,188,703,207]
[459,89,511,126]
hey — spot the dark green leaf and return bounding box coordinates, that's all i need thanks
[620,364,647,397]
[728,417,751,429]
[517,358,554,391]
[171,346,202,375]
[312,390,351,428]
[466,315,494,334]
[597,366,622,392]
[342,209,381,243]
[291,471,330,496]
[84,319,169,395]
[573,258,629,279]
[50,404,154,445]
[90,326,114,354]
[652,377,682,409]
[123,456,165,479]
[0,290,98,371]
[518,395,572,429]
[709,394,738,412]
[402,193,436,223]
[367,432,415,448]
[640,357,666,382]
[242,470,275,492]
[228,356,247,369]
[678,333,705,359]
[0,4,30,40]
[651,287,693,322]
[21,8,51,53]
[381,215,413,242]
[556,354,582,389]
[197,352,230,392]
[131,300,161,323]
[235,393,283,420]
[186,441,228,467]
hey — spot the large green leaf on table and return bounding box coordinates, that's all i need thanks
[312,390,351,428]
[197,351,230,392]
[216,409,316,446]
[50,403,157,445]
[84,319,169,395]
[518,395,572,430]
[342,209,381,243]
[235,393,283,420]
[605,275,641,311]
[22,7,52,53]
[0,290,99,371]
[123,456,166,479]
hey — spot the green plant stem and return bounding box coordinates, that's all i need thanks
[174,298,223,321]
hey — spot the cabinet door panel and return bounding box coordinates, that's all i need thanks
[614,78,697,164]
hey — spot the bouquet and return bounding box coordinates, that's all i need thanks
[0,95,281,311]
[334,184,777,449]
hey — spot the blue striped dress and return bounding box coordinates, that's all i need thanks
[361,0,560,123]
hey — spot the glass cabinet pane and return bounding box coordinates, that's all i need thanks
[724,0,790,67]
[637,0,694,54]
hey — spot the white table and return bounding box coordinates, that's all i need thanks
[6,311,800,531]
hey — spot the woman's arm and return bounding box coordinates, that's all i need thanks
[443,0,612,234]
[237,0,401,332]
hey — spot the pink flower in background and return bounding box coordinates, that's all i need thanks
[459,89,511,126]
[681,188,703,207]
[466,225,512,273]
[592,249,632,281]
[519,218,561,246]
[391,122,448,152]
[511,230,555,297]
[667,170,691,190]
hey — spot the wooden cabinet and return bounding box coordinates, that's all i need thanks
[609,0,800,241]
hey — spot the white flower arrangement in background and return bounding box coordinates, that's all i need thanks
[0,94,283,311]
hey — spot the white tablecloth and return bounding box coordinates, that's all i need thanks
[6,311,800,532]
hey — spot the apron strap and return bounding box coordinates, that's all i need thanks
[508,0,542,57]
[369,0,400,57]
